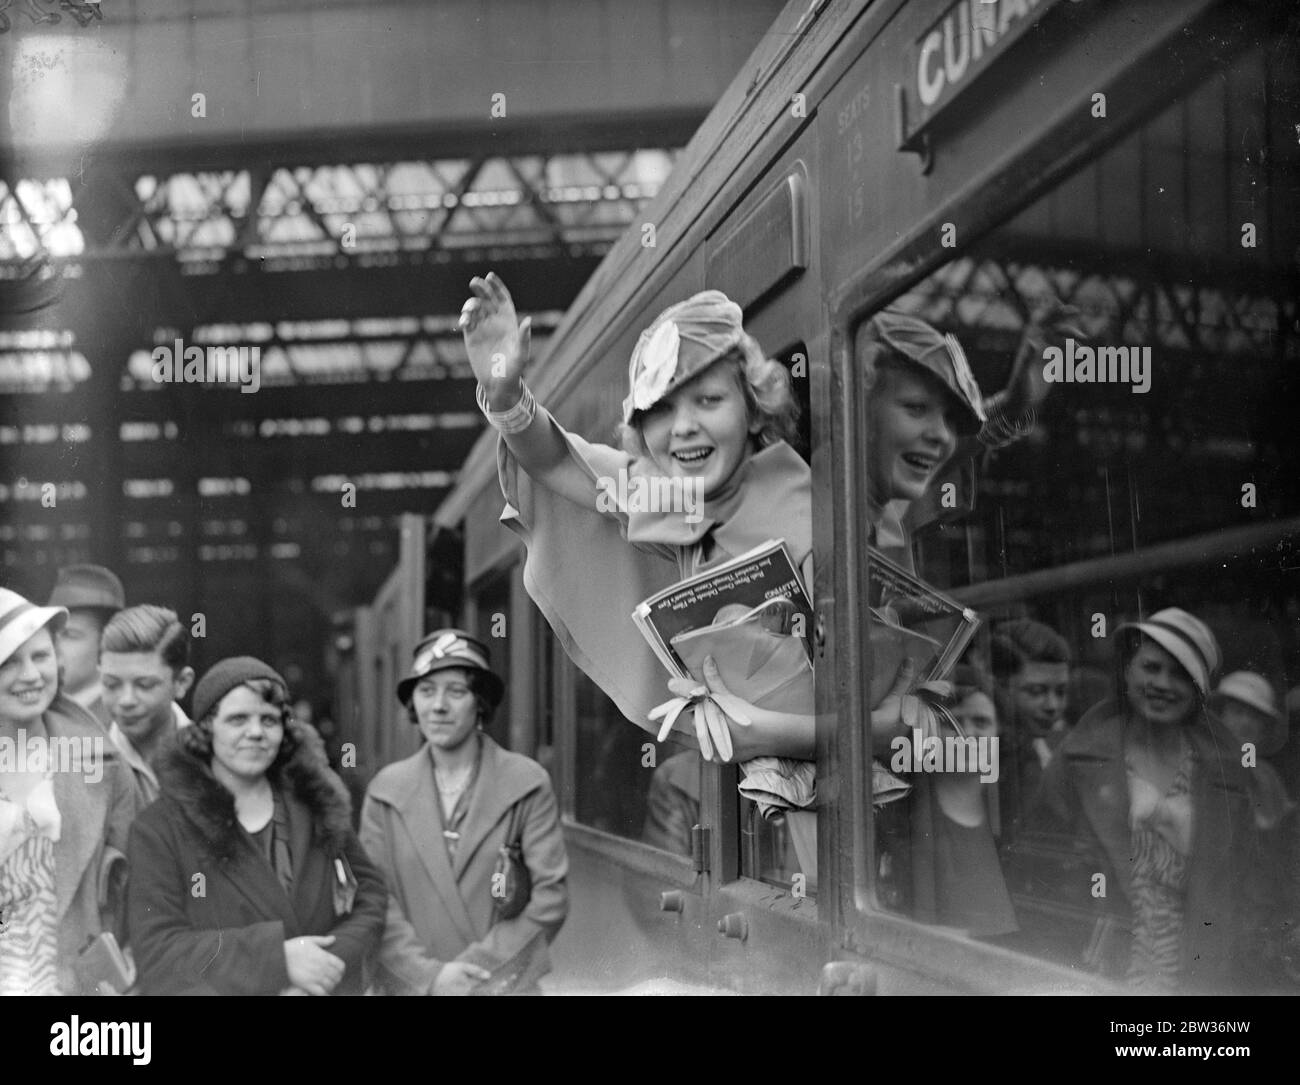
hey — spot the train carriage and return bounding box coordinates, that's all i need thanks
[338,0,1298,994]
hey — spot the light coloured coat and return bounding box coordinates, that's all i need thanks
[360,734,568,994]
[39,695,137,993]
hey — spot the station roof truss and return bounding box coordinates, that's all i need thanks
[0,142,677,624]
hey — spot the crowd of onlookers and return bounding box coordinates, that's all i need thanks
[951,612,1300,991]
[4,558,1296,995]
[0,564,568,996]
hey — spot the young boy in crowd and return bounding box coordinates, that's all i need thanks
[100,605,194,808]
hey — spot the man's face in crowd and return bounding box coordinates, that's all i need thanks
[55,609,106,694]
[1008,661,1069,734]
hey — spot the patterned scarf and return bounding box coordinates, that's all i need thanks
[0,772,62,995]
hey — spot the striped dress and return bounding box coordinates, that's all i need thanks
[0,780,61,996]
[1125,746,1195,992]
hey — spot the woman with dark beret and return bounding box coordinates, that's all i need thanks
[127,656,387,995]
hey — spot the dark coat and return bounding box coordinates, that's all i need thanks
[126,723,387,995]
[360,734,568,994]
[1034,699,1264,991]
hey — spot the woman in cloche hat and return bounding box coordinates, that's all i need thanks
[127,656,387,994]
[0,587,136,994]
[1035,607,1264,992]
[360,629,568,995]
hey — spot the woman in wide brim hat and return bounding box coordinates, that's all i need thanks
[0,587,136,995]
[1035,607,1264,992]
[126,656,388,995]
[361,628,568,995]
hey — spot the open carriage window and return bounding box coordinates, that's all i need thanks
[572,663,697,851]
[859,40,1299,993]
[736,339,815,893]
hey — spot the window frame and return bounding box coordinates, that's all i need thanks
[821,0,1261,990]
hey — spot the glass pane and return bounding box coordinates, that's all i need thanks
[572,663,696,847]
[859,42,1299,994]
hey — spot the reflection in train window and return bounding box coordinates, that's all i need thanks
[572,662,695,848]
[862,41,1298,993]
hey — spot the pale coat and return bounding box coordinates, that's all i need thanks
[39,694,138,993]
[359,734,568,994]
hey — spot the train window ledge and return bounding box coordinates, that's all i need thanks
[561,816,698,889]
[713,876,820,929]
[843,906,1121,996]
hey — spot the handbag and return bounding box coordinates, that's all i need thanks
[491,800,531,922]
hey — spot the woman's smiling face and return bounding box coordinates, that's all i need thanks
[1124,639,1197,727]
[866,364,961,505]
[638,359,758,500]
[0,627,58,726]
[412,667,480,752]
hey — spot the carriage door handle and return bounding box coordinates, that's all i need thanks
[717,912,747,941]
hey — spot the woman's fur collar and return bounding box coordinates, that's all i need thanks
[156,720,353,861]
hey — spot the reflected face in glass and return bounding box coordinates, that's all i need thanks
[210,684,284,785]
[865,365,960,505]
[639,360,758,500]
[1218,701,1268,748]
[412,667,479,752]
[55,609,104,694]
[1009,662,1070,734]
[954,690,998,738]
[0,628,59,726]
[1123,640,1197,727]
[101,650,188,747]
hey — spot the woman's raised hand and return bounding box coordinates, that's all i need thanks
[283,935,345,996]
[459,272,532,406]
[1004,294,1087,412]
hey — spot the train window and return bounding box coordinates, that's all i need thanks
[859,41,1298,994]
[572,665,696,851]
